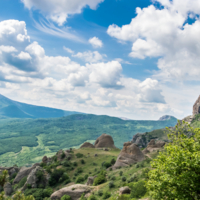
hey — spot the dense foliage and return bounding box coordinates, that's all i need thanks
[147,121,200,200]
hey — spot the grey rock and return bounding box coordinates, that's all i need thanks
[3,183,13,196]
[13,163,40,184]
[86,176,97,186]
[143,139,165,153]
[50,184,94,200]
[80,142,95,148]
[0,167,19,177]
[95,134,116,148]
[119,186,131,195]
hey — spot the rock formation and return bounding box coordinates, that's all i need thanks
[56,150,71,161]
[181,115,195,124]
[3,183,13,196]
[119,186,131,195]
[80,142,95,148]
[131,133,148,148]
[86,176,97,186]
[113,142,144,168]
[0,167,19,177]
[22,166,50,190]
[193,95,200,115]
[13,163,40,184]
[143,139,165,153]
[50,184,94,200]
[94,134,116,148]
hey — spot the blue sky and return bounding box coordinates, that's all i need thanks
[0,0,200,120]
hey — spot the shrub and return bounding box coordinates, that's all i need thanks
[130,180,147,199]
[59,173,70,183]
[26,184,32,189]
[61,152,66,159]
[43,188,53,198]
[10,172,17,180]
[121,176,126,182]
[49,169,65,186]
[103,162,112,169]
[18,176,27,188]
[61,195,71,200]
[25,188,53,200]
[76,153,84,158]
[98,190,103,196]
[36,170,45,183]
[63,161,71,167]
[76,167,83,174]
[76,176,84,183]
[136,164,140,168]
[81,159,85,164]
[108,181,115,188]
[93,170,107,186]
[93,162,97,166]
[84,174,88,180]
[103,191,111,199]
[73,162,77,167]
[88,194,97,200]
[110,158,116,165]
[119,171,123,176]
[111,176,116,181]
[141,168,150,179]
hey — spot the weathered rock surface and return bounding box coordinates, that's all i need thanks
[80,142,95,149]
[13,163,40,184]
[181,115,195,124]
[119,186,131,195]
[193,95,200,115]
[50,184,94,200]
[56,150,71,161]
[94,134,116,148]
[114,142,144,168]
[131,133,148,148]
[3,183,13,196]
[86,176,97,186]
[22,166,50,190]
[143,139,165,153]
[0,167,19,177]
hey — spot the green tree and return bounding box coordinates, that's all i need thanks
[0,170,8,187]
[147,121,200,200]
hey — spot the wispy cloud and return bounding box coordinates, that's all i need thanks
[33,18,86,43]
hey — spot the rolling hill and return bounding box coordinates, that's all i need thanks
[0,114,177,166]
[0,94,81,119]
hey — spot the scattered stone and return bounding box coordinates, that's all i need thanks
[13,163,40,184]
[119,186,131,195]
[113,142,144,168]
[104,148,109,151]
[94,134,116,148]
[3,183,13,196]
[80,142,95,148]
[86,176,97,186]
[50,184,94,200]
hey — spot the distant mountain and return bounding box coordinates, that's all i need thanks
[158,115,176,121]
[0,94,81,119]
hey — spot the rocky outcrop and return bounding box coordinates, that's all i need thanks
[13,163,40,184]
[86,176,97,186]
[143,139,165,153]
[3,183,13,196]
[119,186,131,195]
[22,166,50,190]
[193,95,200,115]
[181,115,195,124]
[80,142,95,149]
[94,134,116,148]
[50,184,94,200]
[131,133,148,148]
[158,115,173,121]
[113,142,144,168]
[0,167,19,177]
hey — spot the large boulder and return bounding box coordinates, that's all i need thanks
[50,184,94,200]
[131,133,148,148]
[13,163,40,184]
[119,186,131,195]
[114,142,144,168]
[3,183,13,196]
[94,134,116,148]
[80,142,95,149]
[86,176,97,186]
[143,139,165,153]
[22,166,50,190]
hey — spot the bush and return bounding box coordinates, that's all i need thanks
[121,176,126,182]
[110,158,116,165]
[73,162,77,167]
[18,176,27,188]
[141,168,150,179]
[93,162,97,166]
[103,191,111,199]
[111,176,116,181]
[108,181,115,188]
[98,190,103,196]
[136,164,140,168]
[61,195,71,200]
[88,194,97,200]
[130,180,147,199]
[76,153,84,158]
[76,176,84,183]
[84,174,88,180]
[63,161,71,167]
[93,170,107,186]
[10,172,17,180]
[49,169,65,186]
[103,162,112,169]
[36,170,45,183]
[25,188,53,200]
[61,152,66,159]
[119,171,123,176]
[128,174,138,183]
[26,184,32,189]
[81,159,85,164]
[59,173,70,183]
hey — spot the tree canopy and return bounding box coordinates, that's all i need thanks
[147,121,200,200]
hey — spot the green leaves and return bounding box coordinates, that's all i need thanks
[147,121,200,200]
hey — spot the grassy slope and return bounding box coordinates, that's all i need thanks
[0,114,177,167]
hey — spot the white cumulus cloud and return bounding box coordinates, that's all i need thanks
[89,37,103,48]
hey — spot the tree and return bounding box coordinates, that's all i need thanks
[0,170,8,187]
[146,121,200,200]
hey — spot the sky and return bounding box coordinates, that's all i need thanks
[0,0,200,120]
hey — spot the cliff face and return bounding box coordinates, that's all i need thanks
[193,95,200,115]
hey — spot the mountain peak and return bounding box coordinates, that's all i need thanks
[158,115,175,121]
